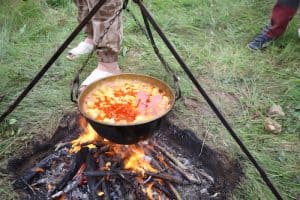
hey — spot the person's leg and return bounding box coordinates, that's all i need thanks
[74,0,94,40]
[81,0,123,89]
[67,0,94,60]
[88,0,122,63]
[266,0,299,38]
[248,0,299,50]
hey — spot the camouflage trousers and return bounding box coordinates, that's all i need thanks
[74,0,123,62]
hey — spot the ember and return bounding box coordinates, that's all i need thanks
[11,113,242,200]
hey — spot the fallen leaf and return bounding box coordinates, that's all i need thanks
[264,117,282,134]
[9,118,17,125]
[184,97,199,109]
[267,104,285,117]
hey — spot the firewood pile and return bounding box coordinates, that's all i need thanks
[10,113,242,200]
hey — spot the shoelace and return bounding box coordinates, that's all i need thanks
[253,33,270,43]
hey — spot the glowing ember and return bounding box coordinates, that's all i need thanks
[97,191,104,197]
[57,194,67,200]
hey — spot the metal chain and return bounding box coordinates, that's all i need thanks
[71,6,123,102]
[126,8,181,100]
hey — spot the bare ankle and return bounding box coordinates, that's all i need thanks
[84,37,94,45]
[97,62,121,74]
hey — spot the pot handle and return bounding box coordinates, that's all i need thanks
[70,73,80,103]
[172,74,181,101]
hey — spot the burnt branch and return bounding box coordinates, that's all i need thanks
[98,154,110,200]
[152,141,187,170]
[153,182,174,199]
[165,158,202,185]
[14,153,60,189]
[86,151,99,200]
[85,170,186,185]
[51,176,81,199]
[50,148,89,195]
[167,182,182,200]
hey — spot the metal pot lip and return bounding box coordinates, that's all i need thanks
[78,73,175,127]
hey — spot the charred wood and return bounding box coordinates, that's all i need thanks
[86,151,99,200]
[55,142,70,151]
[99,145,110,153]
[14,153,60,189]
[152,142,188,170]
[198,169,214,183]
[50,148,88,195]
[98,154,110,200]
[145,172,186,185]
[153,182,174,199]
[85,170,186,185]
[51,176,81,199]
[164,158,201,185]
[167,182,182,200]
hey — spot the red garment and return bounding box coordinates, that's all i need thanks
[266,0,299,38]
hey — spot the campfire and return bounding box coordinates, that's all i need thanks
[10,112,242,200]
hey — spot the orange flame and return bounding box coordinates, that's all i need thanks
[71,117,158,177]
[70,117,102,153]
[123,145,157,175]
[146,182,155,200]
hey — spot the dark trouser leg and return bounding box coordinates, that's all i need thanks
[266,0,299,38]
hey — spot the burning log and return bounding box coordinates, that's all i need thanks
[50,148,89,195]
[84,170,186,185]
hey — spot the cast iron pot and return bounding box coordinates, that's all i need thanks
[78,73,175,144]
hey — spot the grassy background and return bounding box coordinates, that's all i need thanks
[0,0,299,199]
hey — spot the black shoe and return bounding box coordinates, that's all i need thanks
[248,33,273,50]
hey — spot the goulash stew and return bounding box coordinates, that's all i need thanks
[82,79,171,125]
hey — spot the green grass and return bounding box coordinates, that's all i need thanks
[1,0,299,199]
